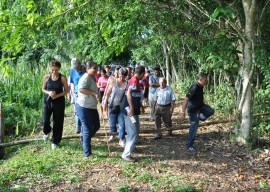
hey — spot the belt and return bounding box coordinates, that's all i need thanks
[158,103,171,107]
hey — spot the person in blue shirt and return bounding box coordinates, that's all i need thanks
[153,77,176,140]
[180,72,215,153]
[70,58,85,134]
[149,67,160,121]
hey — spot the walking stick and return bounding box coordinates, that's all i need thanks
[100,103,111,156]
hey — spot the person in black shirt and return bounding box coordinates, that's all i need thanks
[42,60,69,150]
[180,73,214,153]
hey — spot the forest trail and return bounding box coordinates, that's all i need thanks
[49,103,270,191]
[3,103,269,191]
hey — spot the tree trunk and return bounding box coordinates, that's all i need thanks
[161,40,171,84]
[236,0,257,144]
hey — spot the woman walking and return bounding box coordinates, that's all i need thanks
[76,61,101,157]
[42,60,68,149]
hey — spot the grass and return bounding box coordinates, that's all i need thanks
[0,105,201,191]
[0,138,201,191]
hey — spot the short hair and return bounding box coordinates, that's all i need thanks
[198,72,207,80]
[71,58,80,69]
[101,69,106,74]
[119,67,128,76]
[50,60,61,68]
[159,77,166,83]
[115,66,121,71]
[135,66,145,75]
[154,66,160,71]
[86,60,97,69]
[105,65,111,69]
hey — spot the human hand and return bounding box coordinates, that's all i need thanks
[170,107,174,114]
[95,93,101,101]
[141,105,145,114]
[50,91,57,100]
[180,112,185,121]
[128,107,134,116]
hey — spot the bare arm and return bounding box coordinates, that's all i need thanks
[180,97,188,120]
[127,89,134,116]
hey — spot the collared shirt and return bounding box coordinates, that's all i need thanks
[70,69,85,94]
[153,85,176,105]
[149,75,160,94]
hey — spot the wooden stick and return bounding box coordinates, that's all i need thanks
[1,112,269,148]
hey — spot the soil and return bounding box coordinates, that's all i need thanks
[39,104,270,191]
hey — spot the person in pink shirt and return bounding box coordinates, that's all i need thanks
[97,69,109,114]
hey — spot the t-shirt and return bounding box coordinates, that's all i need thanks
[77,73,98,109]
[98,76,109,91]
[149,75,160,94]
[144,74,149,88]
[95,73,101,83]
[121,76,142,115]
[70,69,85,94]
[186,82,204,113]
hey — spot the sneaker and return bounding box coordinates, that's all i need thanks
[119,139,126,147]
[51,143,57,150]
[109,135,114,142]
[122,156,136,163]
[43,134,50,141]
[153,134,162,140]
[187,147,197,153]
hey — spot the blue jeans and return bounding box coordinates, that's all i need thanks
[186,104,214,148]
[76,104,100,157]
[73,95,82,133]
[122,115,140,158]
[109,110,126,140]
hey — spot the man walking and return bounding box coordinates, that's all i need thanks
[70,58,85,134]
[121,66,145,162]
[153,77,176,140]
[149,67,160,121]
[180,72,214,152]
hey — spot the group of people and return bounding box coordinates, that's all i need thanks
[41,59,214,162]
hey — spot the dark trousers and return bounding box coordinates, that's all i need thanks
[154,105,172,136]
[43,98,65,145]
[186,104,214,148]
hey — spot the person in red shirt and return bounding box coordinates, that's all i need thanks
[143,69,150,106]
[95,66,101,83]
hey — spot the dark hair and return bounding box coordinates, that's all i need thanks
[101,69,106,74]
[119,67,128,76]
[115,66,121,71]
[105,65,111,69]
[50,60,61,68]
[135,66,145,75]
[86,61,97,69]
[198,72,208,80]
[154,66,160,71]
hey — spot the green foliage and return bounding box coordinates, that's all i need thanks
[3,102,40,136]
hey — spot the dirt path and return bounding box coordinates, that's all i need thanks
[49,104,270,191]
